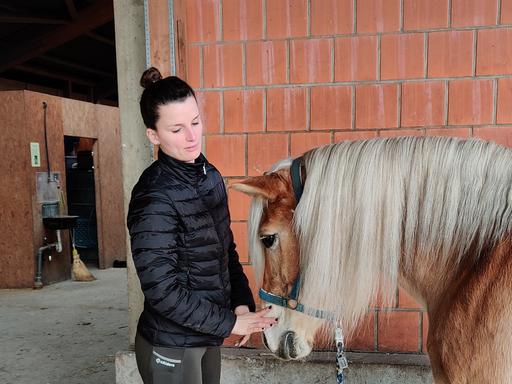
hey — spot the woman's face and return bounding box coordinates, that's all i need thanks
[146,96,203,163]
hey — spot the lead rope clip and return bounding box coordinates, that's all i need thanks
[335,326,348,384]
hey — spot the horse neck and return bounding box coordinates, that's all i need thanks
[399,235,512,315]
[398,255,471,313]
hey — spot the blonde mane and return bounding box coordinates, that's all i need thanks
[294,136,512,331]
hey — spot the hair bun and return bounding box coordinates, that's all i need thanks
[140,67,163,89]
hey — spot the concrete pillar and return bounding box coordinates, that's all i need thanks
[113,0,151,347]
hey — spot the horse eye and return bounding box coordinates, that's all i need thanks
[259,234,277,249]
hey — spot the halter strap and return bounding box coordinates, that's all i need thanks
[259,274,334,320]
[290,156,304,203]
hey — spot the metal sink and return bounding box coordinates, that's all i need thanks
[42,215,79,230]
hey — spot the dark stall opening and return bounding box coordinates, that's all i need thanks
[64,136,98,266]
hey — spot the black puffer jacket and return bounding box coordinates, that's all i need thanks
[127,149,255,347]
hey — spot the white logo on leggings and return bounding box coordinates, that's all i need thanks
[153,351,181,368]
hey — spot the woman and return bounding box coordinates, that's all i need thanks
[127,67,276,384]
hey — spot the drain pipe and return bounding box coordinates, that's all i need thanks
[34,230,63,289]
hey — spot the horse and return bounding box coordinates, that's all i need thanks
[231,136,512,384]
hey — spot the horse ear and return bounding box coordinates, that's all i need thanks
[230,175,279,201]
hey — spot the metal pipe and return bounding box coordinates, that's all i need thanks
[33,231,63,289]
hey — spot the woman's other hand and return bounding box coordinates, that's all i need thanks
[231,306,277,347]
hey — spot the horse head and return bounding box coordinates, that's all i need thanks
[232,165,324,360]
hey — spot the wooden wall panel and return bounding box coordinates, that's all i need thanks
[96,105,126,267]
[62,98,98,138]
[0,92,35,287]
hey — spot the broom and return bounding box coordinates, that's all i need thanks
[71,231,96,282]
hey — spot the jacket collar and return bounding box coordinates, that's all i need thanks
[157,148,208,184]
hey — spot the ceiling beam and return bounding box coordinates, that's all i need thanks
[40,55,113,77]
[0,0,113,73]
[86,32,115,46]
[0,15,69,24]
[15,64,98,87]
[64,0,78,19]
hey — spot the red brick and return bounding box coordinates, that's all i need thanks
[246,41,287,86]
[380,129,425,138]
[477,28,512,75]
[335,36,378,81]
[267,88,307,132]
[231,222,248,263]
[290,39,333,84]
[311,0,354,35]
[334,131,379,142]
[205,135,245,176]
[196,91,221,134]
[381,33,425,80]
[311,86,352,130]
[474,126,512,147]
[451,0,498,27]
[403,0,449,30]
[401,81,445,127]
[497,78,512,124]
[223,0,263,41]
[223,334,239,346]
[224,90,265,133]
[355,84,399,129]
[266,0,308,39]
[422,313,429,353]
[227,181,252,220]
[290,132,332,157]
[428,31,474,78]
[203,43,243,87]
[378,311,421,352]
[248,134,289,175]
[426,127,472,137]
[448,80,494,125]
[185,45,201,89]
[398,288,423,309]
[356,0,400,33]
[346,311,375,351]
[185,0,220,42]
[502,0,512,23]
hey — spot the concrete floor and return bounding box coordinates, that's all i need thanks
[0,267,128,384]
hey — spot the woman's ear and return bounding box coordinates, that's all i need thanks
[146,128,160,146]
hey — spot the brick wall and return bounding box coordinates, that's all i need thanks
[145,0,512,353]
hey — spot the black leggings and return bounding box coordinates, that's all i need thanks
[135,333,221,384]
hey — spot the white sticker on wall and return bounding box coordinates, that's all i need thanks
[30,142,41,167]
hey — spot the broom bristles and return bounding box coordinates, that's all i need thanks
[72,248,96,281]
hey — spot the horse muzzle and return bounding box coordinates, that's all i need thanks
[277,330,298,360]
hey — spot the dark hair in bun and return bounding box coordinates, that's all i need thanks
[139,67,196,129]
[140,67,163,89]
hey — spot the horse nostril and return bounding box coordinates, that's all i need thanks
[279,331,297,360]
[262,332,270,350]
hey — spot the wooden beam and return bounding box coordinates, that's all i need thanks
[173,0,188,79]
[40,55,113,77]
[0,0,113,73]
[64,0,78,19]
[86,32,115,46]
[0,15,69,24]
[15,64,98,87]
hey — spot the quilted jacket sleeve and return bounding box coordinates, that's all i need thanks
[227,228,256,312]
[127,192,236,338]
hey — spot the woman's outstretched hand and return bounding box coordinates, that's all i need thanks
[231,306,277,347]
